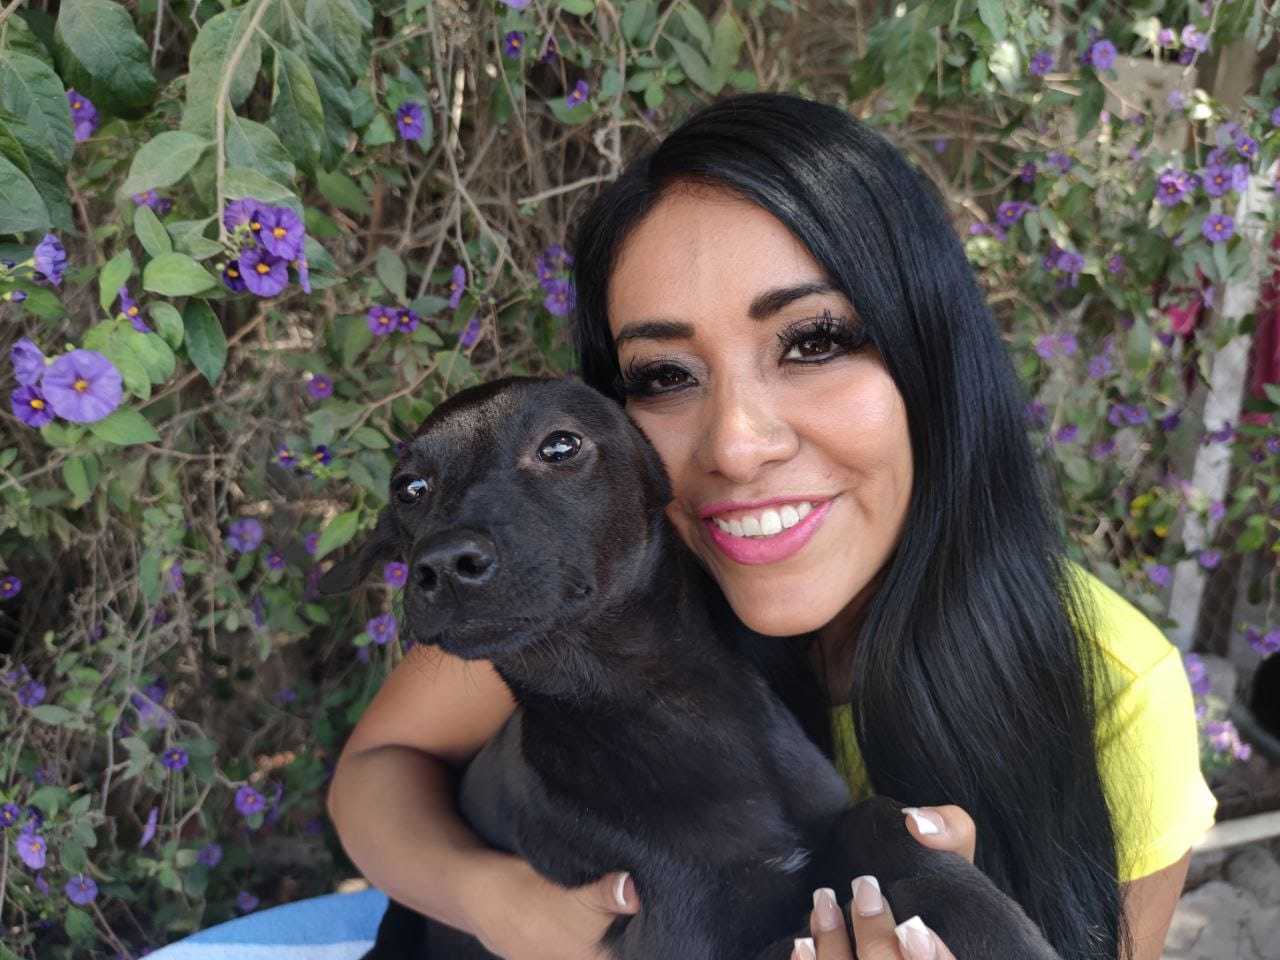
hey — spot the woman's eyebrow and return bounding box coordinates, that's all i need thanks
[613,280,841,346]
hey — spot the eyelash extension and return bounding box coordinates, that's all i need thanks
[617,311,868,399]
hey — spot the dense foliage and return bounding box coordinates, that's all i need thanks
[1,0,1279,955]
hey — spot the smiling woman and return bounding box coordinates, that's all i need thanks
[567,92,1214,960]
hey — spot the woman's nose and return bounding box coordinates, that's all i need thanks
[698,383,797,482]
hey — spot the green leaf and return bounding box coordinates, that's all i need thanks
[668,35,720,94]
[709,12,743,87]
[131,331,177,384]
[181,8,262,136]
[143,252,218,296]
[226,116,296,186]
[120,131,210,197]
[362,113,395,147]
[621,0,654,44]
[977,0,1007,42]
[303,0,370,83]
[134,204,172,258]
[183,299,227,385]
[225,165,301,215]
[0,152,51,232]
[376,246,407,301]
[559,0,595,14]
[98,248,134,312]
[270,46,326,175]
[30,704,79,725]
[88,408,161,445]
[140,545,162,603]
[1074,77,1107,139]
[1126,317,1151,373]
[676,3,712,50]
[55,0,157,115]
[62,457,91,504]
[316,169,371,214]
[64,908,95,943]
[149,302,185,349]
[315,509,359,559]
[0,52,75,166]
[1264,383,1280,407]
[351,426,389,449]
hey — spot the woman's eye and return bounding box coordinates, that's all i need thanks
[783,335,836,361]
[619,363,690,398]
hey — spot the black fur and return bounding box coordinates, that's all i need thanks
[322,376,1059,960]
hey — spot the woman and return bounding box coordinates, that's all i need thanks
[327,93,1215,960]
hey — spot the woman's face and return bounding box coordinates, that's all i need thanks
[606,185,914,638]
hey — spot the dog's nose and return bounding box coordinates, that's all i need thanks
[413,531,497,598]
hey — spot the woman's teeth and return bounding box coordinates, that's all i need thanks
[712,502,813,539]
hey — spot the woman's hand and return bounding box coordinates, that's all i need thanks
[792,805,976,960]
[473,859,640,960]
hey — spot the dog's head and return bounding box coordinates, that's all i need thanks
[317,376,673,658]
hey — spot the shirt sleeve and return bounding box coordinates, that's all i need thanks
[1095,644,1218,882]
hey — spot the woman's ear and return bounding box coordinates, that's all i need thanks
[315,507,402,595]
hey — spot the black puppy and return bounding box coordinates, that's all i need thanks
[321,376,1060,960]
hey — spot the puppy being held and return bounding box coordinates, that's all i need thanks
[320,376,1060,960]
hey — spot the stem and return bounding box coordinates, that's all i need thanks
[215,0,274,242]
[0,0,26,30]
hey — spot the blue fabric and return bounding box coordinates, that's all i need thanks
[147,888,387,960]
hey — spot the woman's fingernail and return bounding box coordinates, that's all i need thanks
[851,875,883,916]
[903,807,943,836]
[614,872,632,909]
[895,916,937,960]
[793,936,816,960]
[813,887,840,931]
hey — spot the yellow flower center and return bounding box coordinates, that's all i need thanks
[272,226,287,238]
[74,378,89,393]
[73,100,82,110]
[228,267,240,278]
[256,262,270,275]
[127,306,139,316]
[31,398,45,410]
[250,220,261,231]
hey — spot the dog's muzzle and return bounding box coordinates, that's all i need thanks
[412,529,498,603]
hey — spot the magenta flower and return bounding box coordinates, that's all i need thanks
[234,784,266,817]
[240,247,288,297]
[396,102,426,141]
[16,832,46,869]
[367,304,396,336]
[448,264,466,309]
[12,384,53,428]
[40,350,122,423]
[1202,214,1235,244]
[258,207,305,260]
[543,278,575,317]
[161,747,189,771]
[65,874,98,905]
[1088,40,1117,71]
[1028,49,1054,77]
[565,80,589,109]
[140,806,158,847]
[383,561,408,588]
[307,375,333,399]
[367,612,397,645]
[503,31,525,58]
[33,234,67,286]
[66,90,99,142]
[226,518,264,553]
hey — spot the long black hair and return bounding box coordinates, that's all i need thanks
[569,92,1128,960]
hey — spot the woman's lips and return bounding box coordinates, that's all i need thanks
[703,499,834,566]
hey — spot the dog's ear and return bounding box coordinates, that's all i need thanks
[316,506,401,595]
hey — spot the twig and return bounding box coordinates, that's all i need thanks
[516,174,613,207]
[151,0,165,70]
[215,0,274,243]
[0,0,26,30]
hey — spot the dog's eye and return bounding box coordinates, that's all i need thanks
[394,477,430,504]
[538,432,581,463]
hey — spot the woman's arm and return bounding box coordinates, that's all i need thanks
[1121,850,1191,960]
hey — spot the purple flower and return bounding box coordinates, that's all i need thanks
[1087,354,1113,379]
[307,375,333,400]
[1271,106,1280,127]
[1198,549,1221,570]
[1202,213,1235,244]
[312,445,331,466]
[1034,335,1056,360]
[65,874,97,905]
[12,384,53,428]
[1181,24,1209,53]
[140,806,158,847]
[1156,167,1192,206]
[367,304,396,335]
[1106,254,1126,275]
[265,550,285,571]
[66,90,99,142]
[367,612,397,645]
[565,80,589,109]
[197,842,223,867]
[996,201,1032,228]
[240,246,289,297]
[1201,164,1233,197]
[1053,424,1078,443]
[543,278,575,317]
[1159,410,1182,432]
[503,31,525,58]
[1167,89,1186,111]
[396,308,420,334]
[16,832,46,869]
[222,198,258,233]
[383,562,408,588]
[1146,563,1172,589]
[0,803,19,828]
[448,264,466,309]
[304,532,320,555]
[1047,151,1072,173]
[1090,439,1116,460]
[40,349,122,423]
[535,244,573,286]
[1184,652,1210,696]
[132,190,172,215]
[1088,40,1117,71]
[1178,48,1195,65]
[234,784,266,817]
[161,747,189,770]
[226,518,264,554]
[500,0,531,7]
[11,338,45,386]
[275,687,297,705]
[1248,629,1280,656]
[222,260,247,293]
[540,34,559,64]
[1028,49,1054,77]
[459,315,481,348]
[1157,27,1176,48]
[294,257,311,294]
[396,102,426,141]
[1025,401,1047,428]
[117,287,151,333]
[1018,162,1037,183]
[276,445,296,468]
[257,206,305,261]
[1235,134,1258,161]
[237,891,260,913]
[1055,333,1077,356]
[33,234,67,286]
[0,575,21,599]
[33,872,48,896]
[18,680,45,707]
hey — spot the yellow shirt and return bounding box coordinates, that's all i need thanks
[829,567,1217,883]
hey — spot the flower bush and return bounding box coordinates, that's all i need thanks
[2,0,1280,955]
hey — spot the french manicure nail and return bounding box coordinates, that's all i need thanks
[903,807,943,836]
[793,936,816,960]
[895,916,937,960]
[813,887,840,931]
[851,875,883,916]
